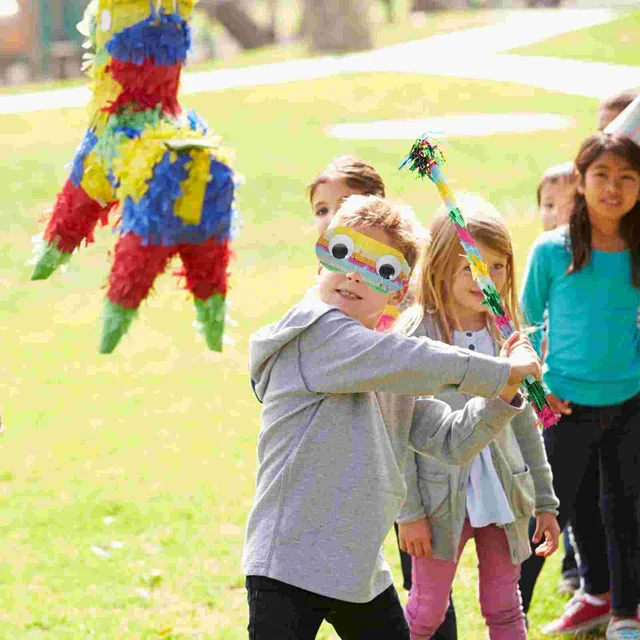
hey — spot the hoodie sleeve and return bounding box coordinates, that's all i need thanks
[298,310,510,399]
[397,450,427,524]
[408,395,524,466]
[511,404,559,515]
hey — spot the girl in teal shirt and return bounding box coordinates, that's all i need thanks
[519,131,640,640]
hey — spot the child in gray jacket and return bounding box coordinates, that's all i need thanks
[395,199,559,640]
[244,195,542,640]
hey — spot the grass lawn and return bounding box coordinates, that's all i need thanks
[510,8,640,67]
[0,12,622,640]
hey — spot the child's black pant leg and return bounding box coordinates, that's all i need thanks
[246,576,326,640]
[599,393,640,617]
[434,596,458,640]
[560,525,578,576]
[394,522,413,591]
[568,449,609,596]
[518,407,603,613]
[327,584,410,640]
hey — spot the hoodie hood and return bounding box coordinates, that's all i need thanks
[249,291,332,402]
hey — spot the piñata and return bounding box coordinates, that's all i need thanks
[31,0,239,354]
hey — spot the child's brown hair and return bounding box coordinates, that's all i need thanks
[536,161,576,207]
[308,155,386,203]
[597,89,640,130]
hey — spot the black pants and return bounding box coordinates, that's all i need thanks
[395,523,458,639]
[246,575,410,639]
[518,394,640,617]
[561,524,579,578]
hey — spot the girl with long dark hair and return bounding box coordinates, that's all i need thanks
[519,131,640,640]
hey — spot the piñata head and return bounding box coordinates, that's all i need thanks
[31,0,239,354]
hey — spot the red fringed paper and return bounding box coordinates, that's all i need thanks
[106,232,175,309]
[44,181,112,253]
[106,60,181,115]
[177,237,230,301]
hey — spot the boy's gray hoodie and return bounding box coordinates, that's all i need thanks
[244,292,523,603]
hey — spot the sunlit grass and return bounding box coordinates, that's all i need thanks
[510,8,640,66]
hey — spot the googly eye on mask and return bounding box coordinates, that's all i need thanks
[315,226,411,294]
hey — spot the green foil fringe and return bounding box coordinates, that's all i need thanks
[100,300,138,354]
[31,243,72,281]
[194,294,225,352]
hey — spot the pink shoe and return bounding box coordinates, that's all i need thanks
[542,594,611,635]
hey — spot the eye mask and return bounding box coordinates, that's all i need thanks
[315,226,410,294]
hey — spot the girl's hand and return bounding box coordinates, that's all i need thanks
[547,394,572,415]
[398,518,432,558]
[533,512,560,557]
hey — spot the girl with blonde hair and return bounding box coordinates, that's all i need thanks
[397,194,560,640]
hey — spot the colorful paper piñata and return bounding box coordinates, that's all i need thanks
[400,135,559,428]
[31,0,239,354]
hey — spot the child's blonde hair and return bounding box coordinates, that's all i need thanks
[400,193,521,345]
[330,195,423,270]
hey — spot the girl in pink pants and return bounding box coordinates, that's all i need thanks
[408,520,524,639]
[396,199,561,639]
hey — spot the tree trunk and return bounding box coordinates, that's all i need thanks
[266,0,279,42]
[304,0,373,53]
[198,0,275,50]
[411,0,467,10]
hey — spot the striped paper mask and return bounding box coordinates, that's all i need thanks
[315,226,410,294]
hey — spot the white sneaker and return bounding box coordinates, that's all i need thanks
[606,619,640,640]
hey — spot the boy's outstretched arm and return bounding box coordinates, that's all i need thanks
[299,310,511,399]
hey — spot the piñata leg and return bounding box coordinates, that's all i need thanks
[101,233,175,354]
[178,237,230,352]
[32,180,112,281]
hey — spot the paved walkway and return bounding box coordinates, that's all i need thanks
[327,112,575,139]
[0,7,638,116]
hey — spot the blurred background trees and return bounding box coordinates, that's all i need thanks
[0,0,584,85]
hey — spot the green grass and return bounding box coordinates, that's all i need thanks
[0,17,617,640]
[510,9,640,66]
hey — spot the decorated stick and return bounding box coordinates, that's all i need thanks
[400,135,559,428]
